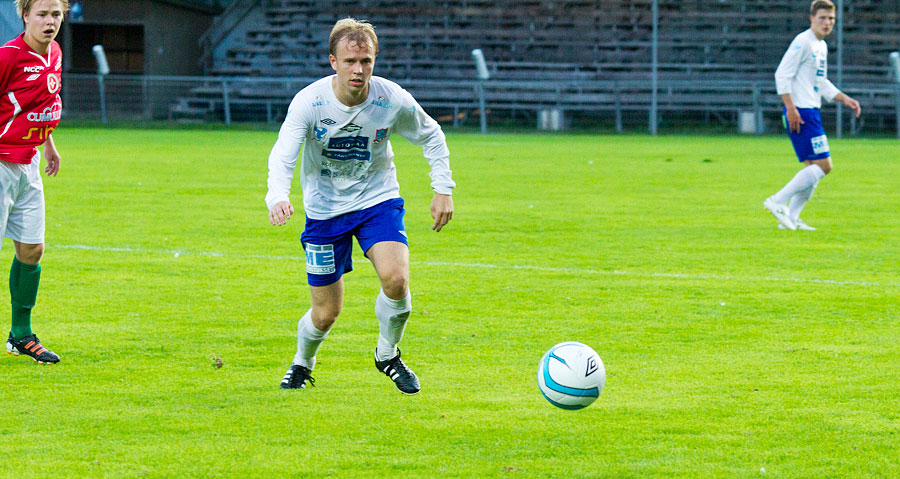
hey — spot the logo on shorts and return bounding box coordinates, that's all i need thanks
[305,244,336,275]
[810,135,829,155]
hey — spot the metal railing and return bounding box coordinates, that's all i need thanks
[62,74,900,137]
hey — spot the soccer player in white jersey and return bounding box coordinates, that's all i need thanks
[266,18,455,393]
[765,0,860,231]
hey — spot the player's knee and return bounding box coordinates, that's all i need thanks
[311,308,340,330]
[311,300,342,329]
[15,244,44,264]
[820,163,832,174]
[380,271,409,300]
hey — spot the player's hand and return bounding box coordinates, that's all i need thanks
[269,201,294,226]
[430,193,453,232]
[44,150,60,176]
[786,107,804,134]
[843,96,862,118]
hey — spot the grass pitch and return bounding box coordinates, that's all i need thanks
[2,128,899,478]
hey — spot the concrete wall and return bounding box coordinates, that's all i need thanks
[64,0,215,76]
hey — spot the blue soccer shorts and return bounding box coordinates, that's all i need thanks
[783,107,830,162]
[300,198,408,287]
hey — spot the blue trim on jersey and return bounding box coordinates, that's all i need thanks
[300,198,407,286]
[783,107,830,162]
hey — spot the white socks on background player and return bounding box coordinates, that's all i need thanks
[788,182,818,221]
[375,289,411,362]
[293,309,328,370]
[771,164,826,207]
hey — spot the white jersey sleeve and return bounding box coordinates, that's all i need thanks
[393,89,455,195]
[265,93,310,211]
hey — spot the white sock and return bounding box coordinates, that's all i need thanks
[292,309,328,369]
[771,164,825,205]
[374,289,411,361]
[788,180,818,221]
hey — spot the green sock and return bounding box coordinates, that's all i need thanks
[9,257,40,340]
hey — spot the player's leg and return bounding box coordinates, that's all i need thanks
[358,198,419,394]
[4,158,58,364]
[766,109,829,230]
[281,217,354,389]
[367,240,411,361]
[785,157,832,230]
[367,241,418,394]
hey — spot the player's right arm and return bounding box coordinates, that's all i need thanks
[775,36,806,134]
[266,94,309,226]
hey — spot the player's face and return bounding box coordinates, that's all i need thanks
[810,9,835,39]
[23,0,64,51]
[329,38,375,105]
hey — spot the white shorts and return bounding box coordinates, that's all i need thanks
[0,151,45,246]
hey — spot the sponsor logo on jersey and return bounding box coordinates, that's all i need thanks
[339,122,362,133]
[371,96,392,109]
[322,149,371,162]
[327,137,368,150]
[23,65,44,73]
[311,96,329,107]
[27,106,62,122]
[373,128,388,144]
[46,73,60,94]
[26,74,40,81]
[320,118,336,125]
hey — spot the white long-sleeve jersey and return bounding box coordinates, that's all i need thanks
[266,75,455,220]
[774,29,841,109]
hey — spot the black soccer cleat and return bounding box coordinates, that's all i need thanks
[375,349,420,395]
[7,333,60,364]
[280,364,315,389]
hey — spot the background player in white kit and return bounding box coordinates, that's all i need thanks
[764,0,860,231]
[266,18,455,393]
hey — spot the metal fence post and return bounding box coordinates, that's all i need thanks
[97,74,107,124]
[475,82,487,134]
[222,79,231,126]
[896,85,900,140]
[752,83,763,135]
[615,83,623,133]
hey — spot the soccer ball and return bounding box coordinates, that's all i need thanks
[537,341,605,410]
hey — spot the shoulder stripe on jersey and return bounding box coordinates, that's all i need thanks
[0,92,22,140]
[0,46,21,50]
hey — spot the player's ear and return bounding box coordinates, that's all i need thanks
[329,54,337,70]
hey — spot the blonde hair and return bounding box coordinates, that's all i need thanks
[810,0,835,15]
[16,0,70,17]
[329,18,378,57]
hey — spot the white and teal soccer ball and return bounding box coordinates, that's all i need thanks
[537,341,605,410]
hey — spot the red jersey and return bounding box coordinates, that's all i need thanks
[0,34,62,164]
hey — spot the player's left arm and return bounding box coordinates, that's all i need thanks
[43,134,61,177]
[833,91,861,118]
[821,79,861,118]
[394,90,456,232]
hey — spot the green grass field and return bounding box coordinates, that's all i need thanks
[2,127,899,478]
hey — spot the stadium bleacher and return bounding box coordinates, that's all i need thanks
[169,0,900,127]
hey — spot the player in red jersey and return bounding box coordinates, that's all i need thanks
[1,0,69,364]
